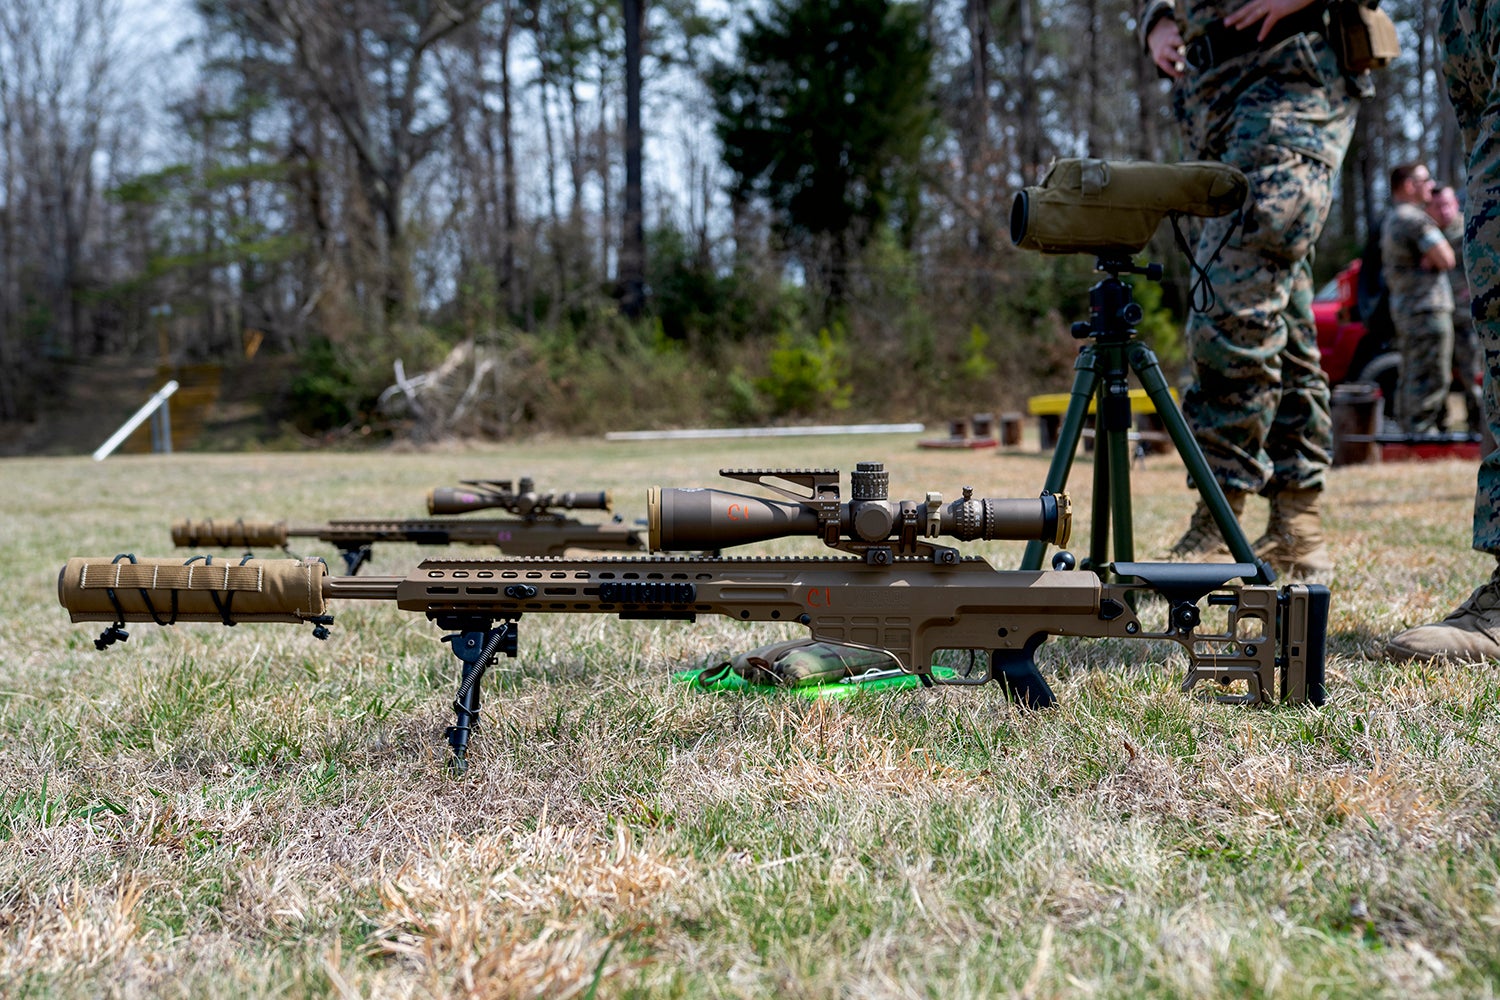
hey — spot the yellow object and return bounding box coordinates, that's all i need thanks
[1027,387,1177,417]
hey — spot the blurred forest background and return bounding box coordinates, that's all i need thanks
[0,0,1464,450]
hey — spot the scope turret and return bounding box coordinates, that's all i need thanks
[427,478,612,517]
[647,462,1070,564]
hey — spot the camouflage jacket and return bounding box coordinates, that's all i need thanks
[1137,1,1370,163]
[1381,202,1455,316]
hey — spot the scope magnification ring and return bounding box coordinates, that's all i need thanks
[954,499,981,539]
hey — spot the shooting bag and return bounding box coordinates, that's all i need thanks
[698,637,899,688]
[1331,3,1399,75]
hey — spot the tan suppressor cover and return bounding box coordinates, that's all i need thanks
[172,519,289,548]
[59,557,328,624]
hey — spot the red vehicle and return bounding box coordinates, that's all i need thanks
[1313,258,1398,412]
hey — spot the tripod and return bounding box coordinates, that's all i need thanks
[1019,258,1273,586]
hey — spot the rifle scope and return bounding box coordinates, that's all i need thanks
[646,463,1070,554]
[427,478,612,516]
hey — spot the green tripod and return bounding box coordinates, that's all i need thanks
[1019,258,1274,586]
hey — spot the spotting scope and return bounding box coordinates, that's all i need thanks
[647,462,1070,564]
[427,477,611,517]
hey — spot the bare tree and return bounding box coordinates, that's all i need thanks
[0,0,131,420]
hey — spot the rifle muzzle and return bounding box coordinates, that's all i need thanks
[647,487,1070,552]
[426,488,612,516]
[172,518,289,548]
[58,556,330,624]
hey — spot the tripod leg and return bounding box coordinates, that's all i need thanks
[1022,351,1101,571]
[1091,346,1139,569]
[1101,386,1138,566]
[1127,342,1273,584]
[1090,421,1112,571]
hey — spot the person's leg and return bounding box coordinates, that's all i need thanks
[1388,0,1500,660]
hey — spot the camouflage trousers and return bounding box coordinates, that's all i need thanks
[1182,144,1348,495]
[1394,308,1455,434]
[1441,0,1500,551]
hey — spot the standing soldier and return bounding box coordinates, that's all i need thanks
[1428,183,1482,434]
[1141,0,1361,581]
[1381,162,1456,435]
[1387,1,1500,661]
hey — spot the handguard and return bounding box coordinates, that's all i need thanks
[59,555,329,625]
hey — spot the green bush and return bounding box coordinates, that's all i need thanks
[757,326,852,416]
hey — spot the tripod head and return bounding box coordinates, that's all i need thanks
[1070,257,1164,342]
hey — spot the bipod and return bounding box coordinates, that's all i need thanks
[1019,257,1274,586]
[435,614,519,774]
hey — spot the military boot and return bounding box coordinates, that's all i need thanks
[1253,487,1333,582]
[1386,560,1500,663]
[1166,490,1247,560]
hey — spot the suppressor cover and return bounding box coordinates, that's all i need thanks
[58,556,328,624]
[172,518,289,548]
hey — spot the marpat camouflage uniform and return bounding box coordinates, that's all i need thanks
[1383,0,1500,661]
[1141,0,1357,497]
[1382,200,1456,434]
[1441,0,1500,553]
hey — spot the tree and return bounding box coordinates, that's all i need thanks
[708,0,938,309]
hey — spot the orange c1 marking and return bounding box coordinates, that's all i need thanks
[727,503,747,520]
[806,587,832,607]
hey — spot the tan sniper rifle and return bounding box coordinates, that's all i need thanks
[171,478,643,574]
[59,461,1329,773]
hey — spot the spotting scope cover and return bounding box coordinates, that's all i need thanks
[427,478,612,517]
[647,462,1070,560]
[1011,158,1249,256]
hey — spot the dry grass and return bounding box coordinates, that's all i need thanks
[3,433,1500,997]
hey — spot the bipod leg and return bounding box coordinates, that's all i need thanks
[1022,347,1102,571]
[338,544,373,576]
[439,619,519,774]
[1126,342,1274,584]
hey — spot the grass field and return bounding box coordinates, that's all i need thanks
[3,433,1500,998]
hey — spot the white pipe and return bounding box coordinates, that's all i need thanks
[93,380,180,461]
[605,422,923,442]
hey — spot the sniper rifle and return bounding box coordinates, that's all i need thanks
[59,461,1329,773]
[171,477,641,573]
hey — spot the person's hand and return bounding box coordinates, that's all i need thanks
[1223,0,1318,41]
[1148,17,1185,79]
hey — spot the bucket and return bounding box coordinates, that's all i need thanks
[1331,382,1381,466]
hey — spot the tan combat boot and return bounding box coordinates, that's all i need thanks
[1386,560,1500,663]
[1166,490,1247,560]
[1253,487,1333,582]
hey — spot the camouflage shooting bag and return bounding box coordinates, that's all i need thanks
[698,637,900,688]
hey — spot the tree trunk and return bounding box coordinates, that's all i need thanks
[620,0,646,318]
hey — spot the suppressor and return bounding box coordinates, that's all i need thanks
[59,556,330,624]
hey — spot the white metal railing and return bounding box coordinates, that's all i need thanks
[92,380,180,461]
